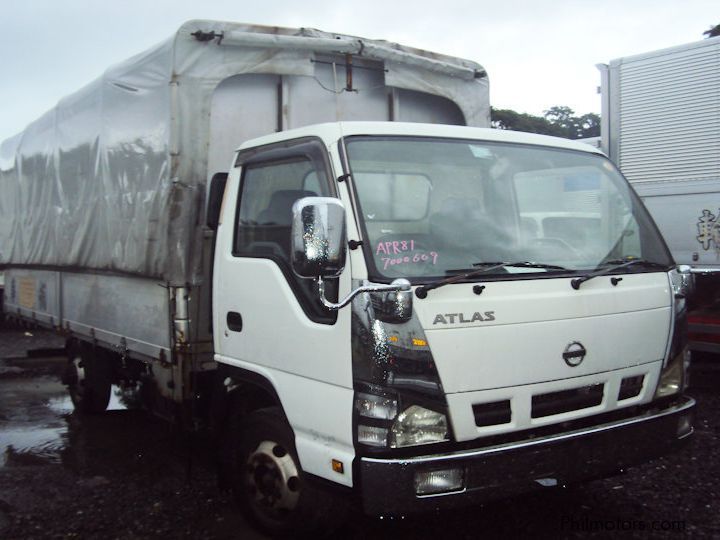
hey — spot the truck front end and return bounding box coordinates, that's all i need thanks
[294,123,694,515]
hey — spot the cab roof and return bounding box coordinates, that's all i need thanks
[237,121,604,156]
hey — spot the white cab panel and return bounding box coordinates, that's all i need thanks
[215,257,352,384]
[447,362,663,442]
[414,273,671,393]
[215,354,355,487]
[213,168,355,484]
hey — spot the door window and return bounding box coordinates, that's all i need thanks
[233,149,338,324]
[235,158,325,260]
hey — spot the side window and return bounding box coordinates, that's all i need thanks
[234,155,338,324]
[235,158,328,260]
[302,171,323,195]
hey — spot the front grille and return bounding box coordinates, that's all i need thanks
[473,400,512,427]
[618,375,645,400]
[531,384,604,418]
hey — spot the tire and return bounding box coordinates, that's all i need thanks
[230,408,346,536]
[63,342,112,414]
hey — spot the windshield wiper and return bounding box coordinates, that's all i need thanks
[415,261,567,298]
[415,263,507,298]
[570,258,668,290]
[475,261,568,271]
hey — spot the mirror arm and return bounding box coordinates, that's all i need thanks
[318,277,411,311]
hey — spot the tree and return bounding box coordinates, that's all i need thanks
[491,106,600,139]
[544,106,600,139]
[704,24,720,38]
[543,105,575,126]
[576,112,601,138]
[491,108,561,136]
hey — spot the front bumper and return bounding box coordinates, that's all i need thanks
[360,396,695,516]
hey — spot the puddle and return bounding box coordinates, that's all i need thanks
[0,378,128,468]
[1,428,67,466]
[47,394,75,415]
[46,389,128,415]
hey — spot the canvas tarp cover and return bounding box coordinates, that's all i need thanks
[0,20,489,284]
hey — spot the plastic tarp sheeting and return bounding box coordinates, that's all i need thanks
[0,20,489,284]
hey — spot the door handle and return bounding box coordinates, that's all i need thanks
[227,311,243,332]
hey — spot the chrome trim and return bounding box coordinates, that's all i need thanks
[291,197,347,279]
[416,487,467,499]
[662,271,676,367]
[318,277,410,311]
[687,267,720,274]
[362,397,696,466]
[678,427,694,440]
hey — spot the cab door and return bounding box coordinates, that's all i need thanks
[213,139,352,387]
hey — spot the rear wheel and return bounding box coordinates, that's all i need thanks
[63,342,112,414]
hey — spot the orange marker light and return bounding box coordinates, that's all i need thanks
[388,335,399,343]
[412,338,427,347]
[332,459,344,474]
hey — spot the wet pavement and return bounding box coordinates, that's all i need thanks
[0,329,69,468]
[0,376,69,467]
[1,326,719,539]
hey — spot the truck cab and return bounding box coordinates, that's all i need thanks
[211,121,695,532]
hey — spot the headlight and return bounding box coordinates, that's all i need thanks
[354,390,451,449]
[355,392,397,447]
[357,424,390,447]
[355,392,397,420]
[655,270,690,400]
[654,346,688,399]
[390,405,449,448]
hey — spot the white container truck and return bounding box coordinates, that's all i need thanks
[1,20,694,535]
[598,36,720,355]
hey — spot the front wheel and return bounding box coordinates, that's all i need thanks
[63,342,112,414]
[231,408,346,536]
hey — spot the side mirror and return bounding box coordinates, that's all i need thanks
[291,197,347,278]
[291,196,412,313]
[206,172,228,230]
[674,265,695,299]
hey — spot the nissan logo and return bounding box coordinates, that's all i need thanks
[563,342,587,367]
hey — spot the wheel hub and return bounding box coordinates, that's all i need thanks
[245,440,300,515]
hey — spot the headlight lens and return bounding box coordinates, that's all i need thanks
[390,405,449,448]
[654,346,688,399]
[355,392,397,420]
[655,269,690,401]
[357,425,390,447]
[354,390,451,449]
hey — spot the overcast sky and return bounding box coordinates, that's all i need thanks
[0,0,717,142]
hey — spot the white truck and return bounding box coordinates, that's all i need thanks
[598,36,720,355]
[0,20,694,535]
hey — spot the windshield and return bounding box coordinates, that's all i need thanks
[344,136,672,282]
